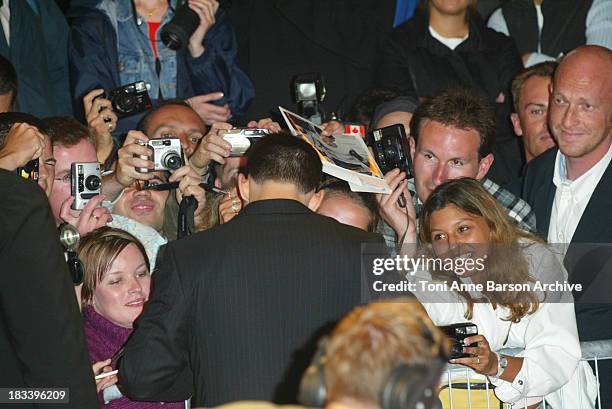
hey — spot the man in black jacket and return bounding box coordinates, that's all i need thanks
[0,170,99,409]
[120,132,384,406]
[522,45,612,406]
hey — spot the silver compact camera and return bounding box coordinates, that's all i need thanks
[137,138,184,172]
[71,162,101,210]
[219,128,270,157]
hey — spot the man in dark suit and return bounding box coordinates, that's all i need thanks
[522,45,612,406]
[0,170,100,409]
[120,132,384,406]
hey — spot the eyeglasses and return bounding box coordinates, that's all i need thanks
[54,174,72,184]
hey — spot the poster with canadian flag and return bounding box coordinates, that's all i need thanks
[279,106,391,194]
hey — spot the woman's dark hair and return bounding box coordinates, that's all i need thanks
[419,178,542,322]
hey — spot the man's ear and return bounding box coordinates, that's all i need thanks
[307,189,325,212]
[409,136,416,161]
[237,173,249,202]
[511,113,524,137]
[476,153,494,180]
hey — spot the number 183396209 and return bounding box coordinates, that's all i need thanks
[0,388,69,403]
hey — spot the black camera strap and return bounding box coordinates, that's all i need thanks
[177,195,197,239]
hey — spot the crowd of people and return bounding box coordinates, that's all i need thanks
[0,1,610,409]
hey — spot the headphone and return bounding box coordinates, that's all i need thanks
[298,334,446,409]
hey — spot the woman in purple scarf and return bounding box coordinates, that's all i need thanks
[78,227,185,408]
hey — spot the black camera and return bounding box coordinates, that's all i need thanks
[439,323,478,360]
[108,81,152,118]
[137,138,184,172]
[368,124,412,177]
[161,0,200,51]
[71,162,102,210]
[16,159,39,182]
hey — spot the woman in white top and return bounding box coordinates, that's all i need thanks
[413,178,597,408]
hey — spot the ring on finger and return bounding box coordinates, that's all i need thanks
[476,357,480,364]
[231,203,239,213]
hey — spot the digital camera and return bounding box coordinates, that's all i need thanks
[16,159,39,182]
[219,128,270,157]
[71,162,101,210]
[368,124,412,177]
[137,138,184,172]
[108,81,152,118]
[439,323,478,360]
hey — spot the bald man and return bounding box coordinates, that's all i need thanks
[522,45,612,406]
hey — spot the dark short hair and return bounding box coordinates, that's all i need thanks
[244,132,322,194]
[138,99,196,135]
[410,87,496,158]
[319,178,379,232]
[0,112,49,149]
[0,54,17,102]
[44,116,95,148]
[511,61,558,113]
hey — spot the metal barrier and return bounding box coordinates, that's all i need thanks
[440,340,612,409]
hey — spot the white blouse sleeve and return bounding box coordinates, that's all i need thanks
[490,303,582,402]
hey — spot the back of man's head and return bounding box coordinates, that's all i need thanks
[0,112,48,148]
[318,178,379,232]
[323,300,448,409]
[411,88,496,158]
[245,132,322,195]
[44,116,95,148]
[0,55,17,112]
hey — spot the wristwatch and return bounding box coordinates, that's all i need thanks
[490,352,508,379]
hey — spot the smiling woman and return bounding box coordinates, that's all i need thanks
[75,227,183,407]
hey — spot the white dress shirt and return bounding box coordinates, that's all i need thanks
[548,142,612,244]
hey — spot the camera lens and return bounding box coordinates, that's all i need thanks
[85,175,101,191]
[116,94,136,113]
[161,3,200,51]
[384,146,399,159]
[162,152,183,170]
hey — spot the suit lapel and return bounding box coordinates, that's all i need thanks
[571,160,612,244]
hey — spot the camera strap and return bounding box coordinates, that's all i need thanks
[177,195,197,239]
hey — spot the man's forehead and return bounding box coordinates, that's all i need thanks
[148,105,205,131]
[418,120,481,154]
[53,139,97,165]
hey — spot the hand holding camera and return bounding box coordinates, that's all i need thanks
[115,131,157,188]
[447,331,499,377]
[170,163,207,224]
[83,89,117,164]
[186,0,220,57]
[0,123,46,173]
[190,122,233,169]
[59,194,112,236]
[376,168,417,244]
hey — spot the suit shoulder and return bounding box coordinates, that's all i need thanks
[526,148,557,175]
[0,171,48,214]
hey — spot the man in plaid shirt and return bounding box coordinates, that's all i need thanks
[377,88,536,247]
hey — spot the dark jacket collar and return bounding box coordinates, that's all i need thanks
[240,199,312,216]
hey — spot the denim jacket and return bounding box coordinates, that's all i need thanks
[68,0,254,137]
